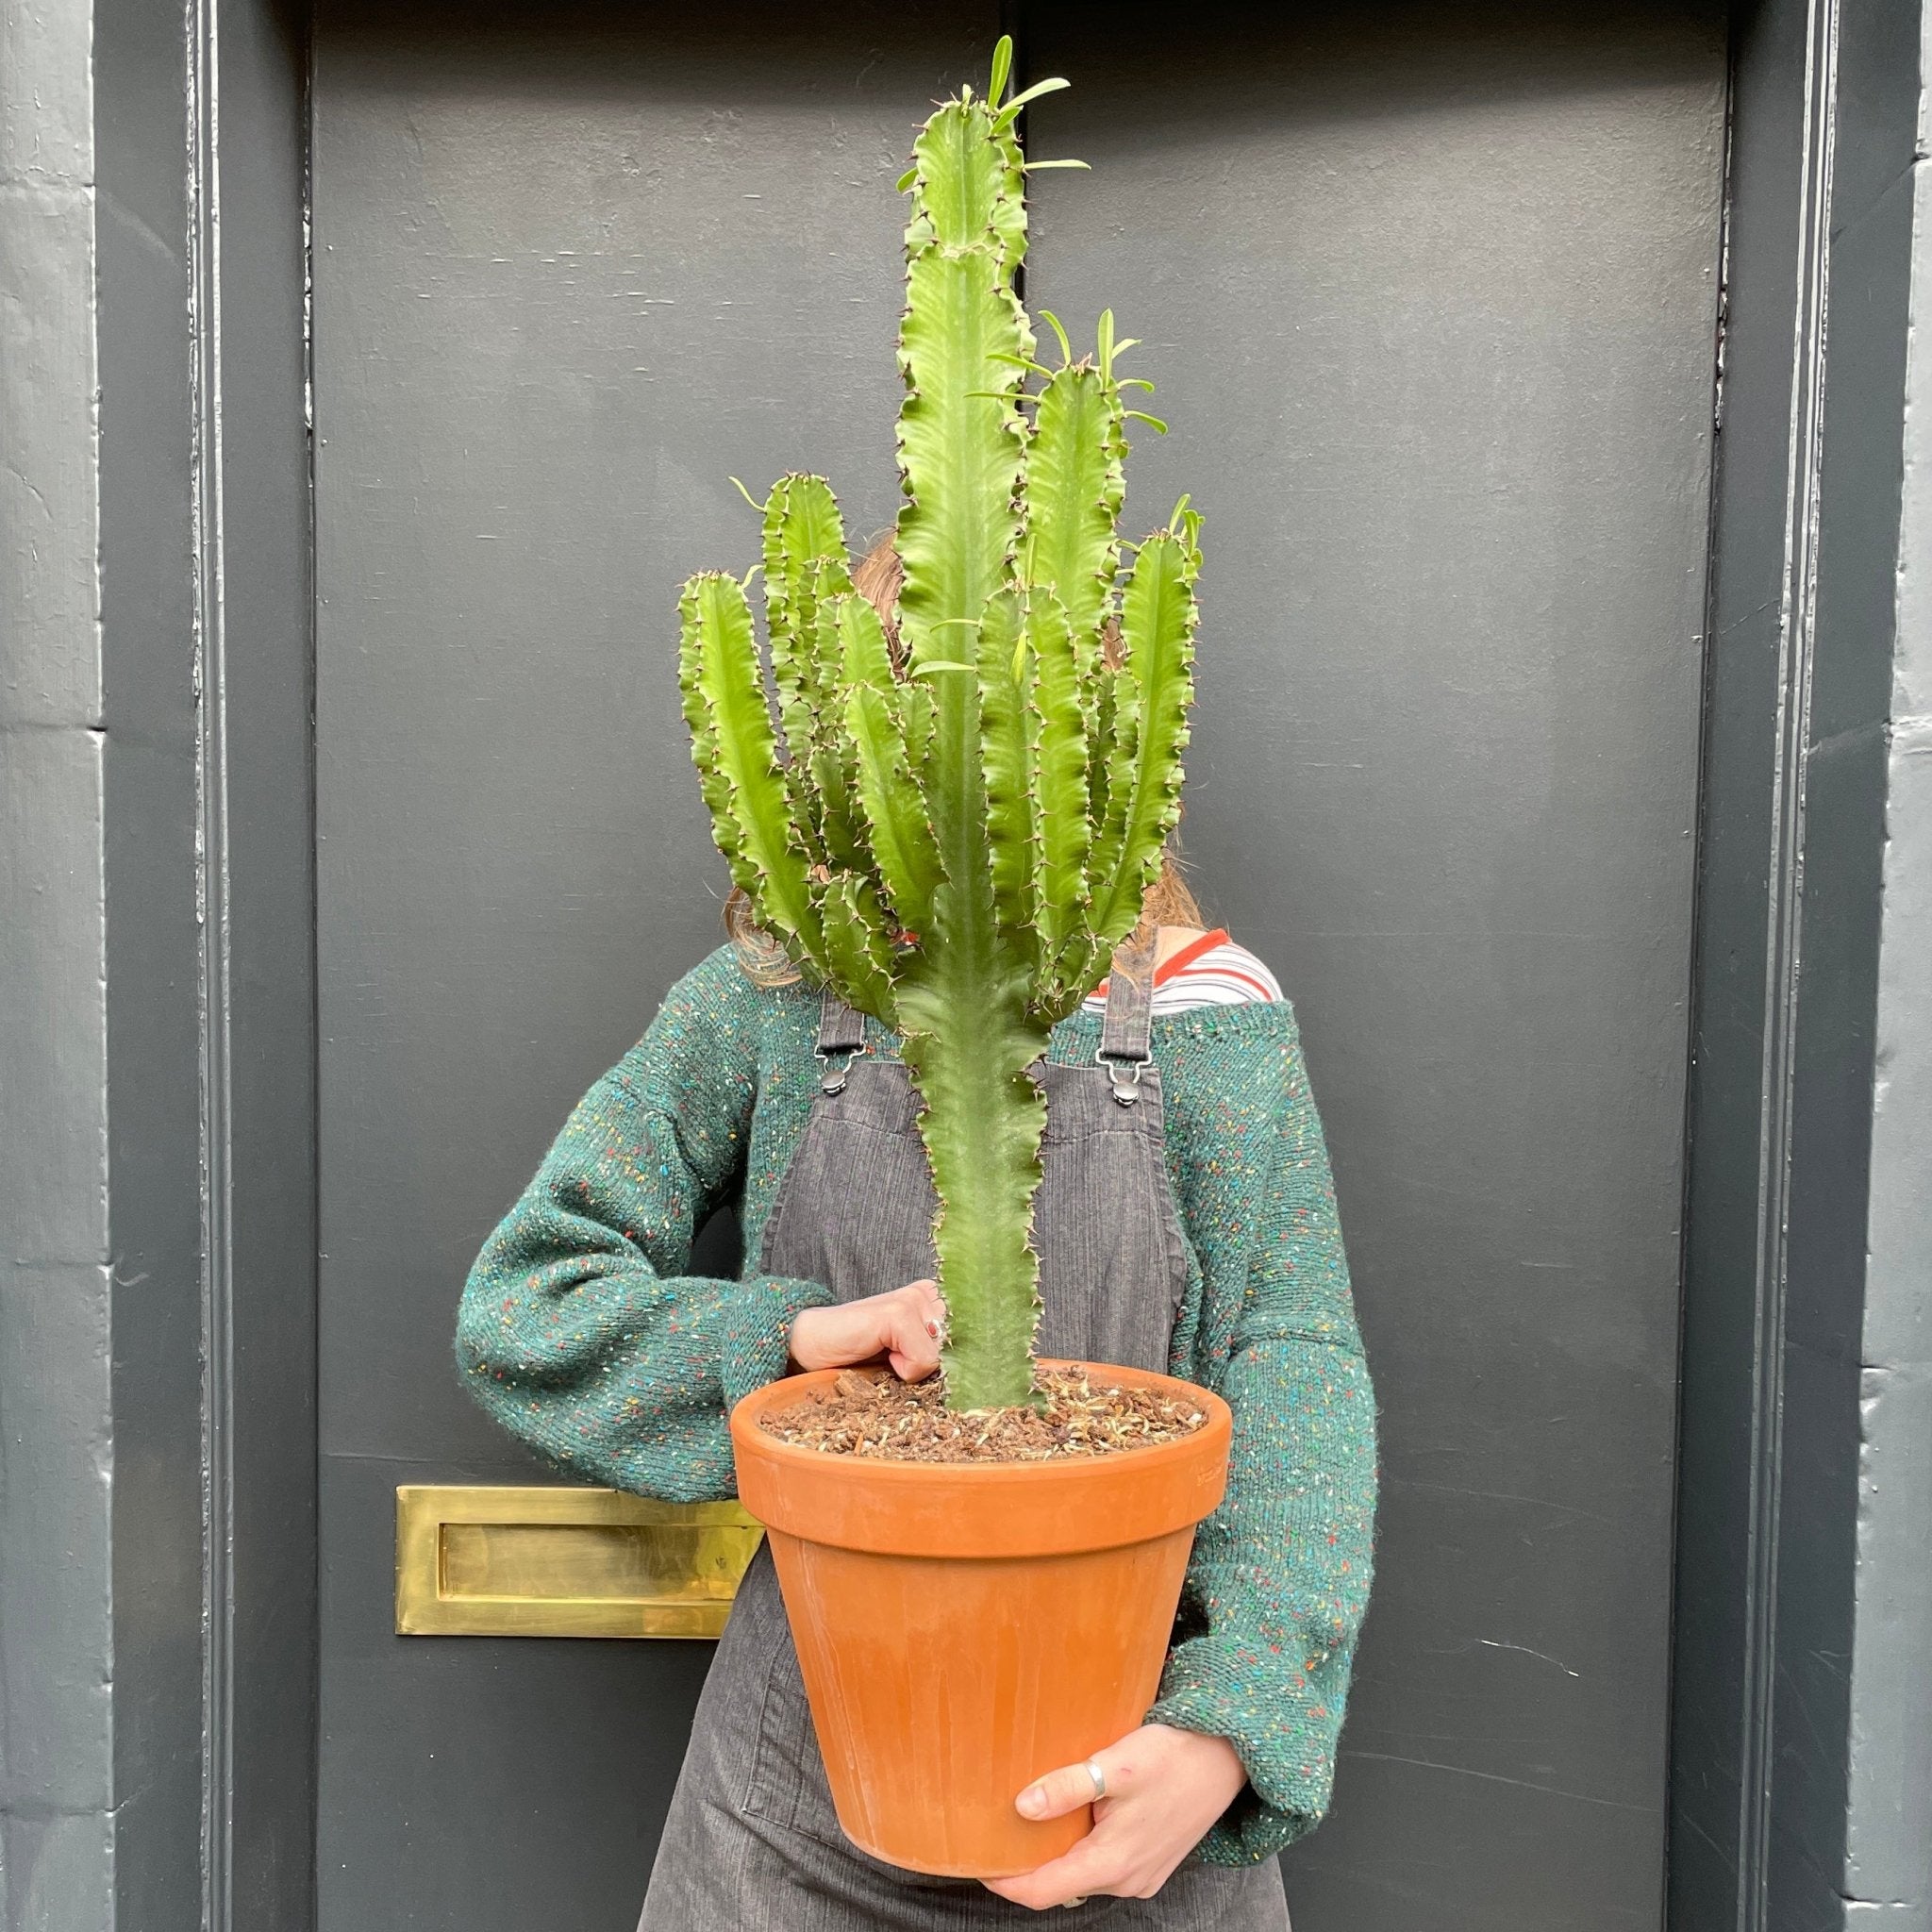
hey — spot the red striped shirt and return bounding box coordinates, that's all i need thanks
[1083,928,1283,1015]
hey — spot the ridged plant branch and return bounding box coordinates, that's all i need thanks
[675,39,1199,1409]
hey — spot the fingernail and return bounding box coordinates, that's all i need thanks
[1016,1786,1045,1819]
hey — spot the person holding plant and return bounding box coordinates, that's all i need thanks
[455,43,1374,1930]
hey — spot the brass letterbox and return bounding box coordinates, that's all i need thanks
[394,1486,762,1641]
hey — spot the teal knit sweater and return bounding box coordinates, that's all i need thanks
[456,944,1376,1863]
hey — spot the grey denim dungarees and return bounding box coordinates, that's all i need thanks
[639,956,1291,1931]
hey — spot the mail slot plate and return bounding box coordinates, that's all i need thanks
[394,1485,762,1640]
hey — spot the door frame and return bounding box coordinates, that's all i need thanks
[71,0,1916,1924]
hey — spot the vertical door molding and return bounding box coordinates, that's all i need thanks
[1674,0,1929,1926]
[187,6,237,1922]
[1737,0,1837,1912]
[187,2,319,1928]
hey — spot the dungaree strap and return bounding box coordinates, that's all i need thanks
[813,936,1156,1104]
[814,987,867,1094]
[1097,933,1157,1106]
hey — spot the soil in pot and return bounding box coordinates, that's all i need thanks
[757,1364,1210,1463]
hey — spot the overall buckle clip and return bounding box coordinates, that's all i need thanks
[1096,1049,1149,1108]
[814,1042,866,1096]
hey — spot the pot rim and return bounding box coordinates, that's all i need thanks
[730,1359,1233,1558]
[737,1357,1224,1477]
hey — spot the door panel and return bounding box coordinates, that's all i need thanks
[312,4,1724,1928]
[310,7,994,1927]
[1024,6,1724,1928]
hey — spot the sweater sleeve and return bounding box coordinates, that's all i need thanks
[1147,1007,1378,1863]
[454,950,834,1501]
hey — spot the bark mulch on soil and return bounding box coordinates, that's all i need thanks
[758,1365,1208,1464]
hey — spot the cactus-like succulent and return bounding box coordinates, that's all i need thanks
[678,39,1199,1411]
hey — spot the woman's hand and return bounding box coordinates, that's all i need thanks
[788,1279,946,1381]
[981,1724,1246,1910]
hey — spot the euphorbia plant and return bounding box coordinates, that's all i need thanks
[679,39,1198,1411]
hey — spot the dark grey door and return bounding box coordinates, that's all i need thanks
[311,5,1724,1928]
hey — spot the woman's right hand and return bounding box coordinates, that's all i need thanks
[788,1280,946,1382]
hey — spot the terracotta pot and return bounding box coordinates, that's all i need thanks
[729,1358,1232,1878]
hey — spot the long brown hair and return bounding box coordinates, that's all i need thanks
[724,533,1203,983]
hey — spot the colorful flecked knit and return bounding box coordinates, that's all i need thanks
[456,943,1377,1864]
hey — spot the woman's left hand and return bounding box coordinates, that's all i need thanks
[980,1724,1246,1911]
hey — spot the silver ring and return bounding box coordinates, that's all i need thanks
[1084,1757,1108,1801]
